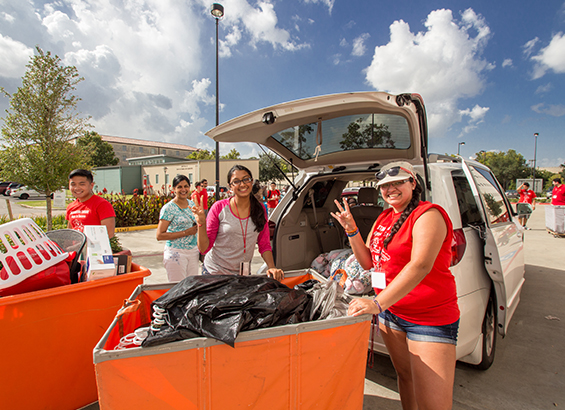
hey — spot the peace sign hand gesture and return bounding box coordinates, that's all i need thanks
[191,196,206,226]
[330,199,357,232]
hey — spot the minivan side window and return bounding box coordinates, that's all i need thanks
[470,166,510,225]
[451,171,483,227]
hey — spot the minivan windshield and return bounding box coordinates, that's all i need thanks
[271,113,411,160]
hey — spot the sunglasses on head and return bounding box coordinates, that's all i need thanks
[375,166,413,180]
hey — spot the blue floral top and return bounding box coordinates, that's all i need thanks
[159,200,197,250]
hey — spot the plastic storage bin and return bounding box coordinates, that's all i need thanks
[0,263,151,410]
[93,270,372,410]
[545,205,565,234]
[0,218,68,289]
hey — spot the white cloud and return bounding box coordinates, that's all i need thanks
[351,33,370,57]
[0,34,33,78]
[531,32,565,79]
[459,104,489,135]
[301,0,335,14]
[535,83,552,94]
[364,8,493,137]
[201,0,309,54]
[522,37,539,57]
[502,58,512,68]
[531,103,565,117]
[2,12,16,23]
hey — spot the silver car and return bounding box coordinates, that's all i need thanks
[208,92,526,370]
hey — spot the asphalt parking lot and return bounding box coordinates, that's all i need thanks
[114,205,565,410]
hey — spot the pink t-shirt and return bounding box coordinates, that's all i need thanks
[203,198,271,275]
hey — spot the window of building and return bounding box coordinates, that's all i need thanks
[122,145,127,151]
[165,174,170,184]
[176,151,180,156]
[156,174,159,184]
[139,146,143,152]
[151,148,156,154]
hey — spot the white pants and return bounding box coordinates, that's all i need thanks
[163,247,200,282]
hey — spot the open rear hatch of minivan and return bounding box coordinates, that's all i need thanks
[206,92,429,181]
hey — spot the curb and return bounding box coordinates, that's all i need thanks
[115,224,158,233]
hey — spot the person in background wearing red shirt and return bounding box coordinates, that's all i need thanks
[551,178,565,206]
[516,182,536,229]
[66,169,116,238]
[191,181,203,204]
[201,179,209,215]
[266,182,280,217]
[332,161,459,410]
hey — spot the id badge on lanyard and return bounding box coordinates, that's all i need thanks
[239,261,251,276]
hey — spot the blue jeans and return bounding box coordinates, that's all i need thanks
[379,310,459,345]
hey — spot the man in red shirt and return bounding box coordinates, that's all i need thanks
[516,182,536,229]
[266,182,280,217]
[551,178,565,205]
[66,169,116,237]
[201,179,209,214]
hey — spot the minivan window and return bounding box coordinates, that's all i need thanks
[272,113,411,160]
[451,171,483,227]
[470,166,510,225]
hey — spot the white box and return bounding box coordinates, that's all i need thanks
[545,206,565,234]
[83,225,115,280]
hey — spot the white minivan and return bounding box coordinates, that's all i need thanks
[207,92,526,369]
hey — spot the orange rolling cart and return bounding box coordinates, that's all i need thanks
[93,271,372,410]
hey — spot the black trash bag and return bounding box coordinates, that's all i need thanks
[142,275,312,348]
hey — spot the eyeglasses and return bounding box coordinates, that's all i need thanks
[230,177,253,186]
[379,179,410,190]
[375,166,413,180]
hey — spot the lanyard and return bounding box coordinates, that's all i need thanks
[232,198,250,254]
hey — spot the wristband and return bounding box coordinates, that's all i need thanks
[345,227,358,234]
[197,223,203,227]
[346,228,359,237]
[373,296,383,314]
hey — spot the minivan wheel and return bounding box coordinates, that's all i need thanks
[20,193,29,200]
[473,290,497,370]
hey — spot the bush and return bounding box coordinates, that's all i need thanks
[103,191,171,227]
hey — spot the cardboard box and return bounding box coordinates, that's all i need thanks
[83,225,115,280]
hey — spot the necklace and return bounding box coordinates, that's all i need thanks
[232,198,250,254]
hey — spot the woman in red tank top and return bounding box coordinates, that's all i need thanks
[331,161,459,410]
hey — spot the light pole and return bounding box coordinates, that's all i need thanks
[533,133,539,185]
[211,3,224,201]
[457,141,465,156]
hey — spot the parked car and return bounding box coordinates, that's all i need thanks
[505,190,519,199]
[5,182,24,196]
[207,91,526,370]
[0,181,17,196]
[10,186,45,199]
[206,185,229,198]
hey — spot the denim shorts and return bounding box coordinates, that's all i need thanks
[379,310,459,345]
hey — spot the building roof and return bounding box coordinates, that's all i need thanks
[101,134,198,151]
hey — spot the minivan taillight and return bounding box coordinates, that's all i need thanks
[269,220,276,240]
[450,228,466,266]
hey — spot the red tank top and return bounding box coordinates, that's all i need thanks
[370,201,460,325]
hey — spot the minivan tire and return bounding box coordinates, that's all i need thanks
[472,289,497,370]
[20,193,29,200]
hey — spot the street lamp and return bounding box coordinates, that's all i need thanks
[457,141,465,155]
[533,133,539,185]
[211,3,224,201]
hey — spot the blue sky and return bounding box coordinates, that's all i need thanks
[1,0,564,167]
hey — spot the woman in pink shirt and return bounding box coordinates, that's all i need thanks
[192,165,284,281]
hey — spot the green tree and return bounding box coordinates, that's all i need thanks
[340,118,395,150]
[475,149,529,190]
[259,152,296,182]
[0,47,90,230]
[77,131,119,167]
[187,149,215,160]
[221,148,240,160]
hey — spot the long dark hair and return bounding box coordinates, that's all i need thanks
[383,180,422,249]
[227,165,266,232]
